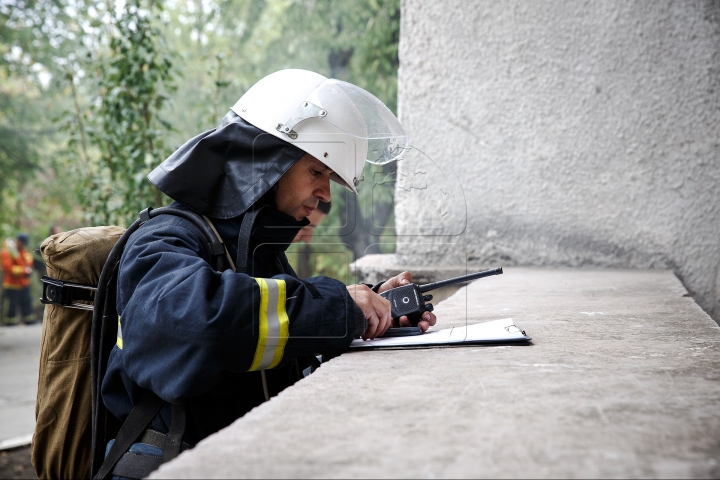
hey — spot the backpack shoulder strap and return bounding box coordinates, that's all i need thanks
[141,206,227,270]
[202,215,236,272]
[90,206,228,478]
[235,205,267,274]
[92,390,164,480]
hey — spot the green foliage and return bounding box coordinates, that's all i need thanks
[0,4,38,231]
[159,0,399,142]
[63,0,176,226]
[285,242,358,284]
[0,79,39,205]
[158,0,400,274]
[0,0,84,238]
[2,0,401,280]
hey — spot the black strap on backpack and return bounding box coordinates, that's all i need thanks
[92,390,164,480]
[90,206,228,479]
[235,205,266,274]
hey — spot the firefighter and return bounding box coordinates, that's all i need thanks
[1,233,35,325]
[99,69,436,478]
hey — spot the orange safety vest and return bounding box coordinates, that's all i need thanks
[1,239,33,289]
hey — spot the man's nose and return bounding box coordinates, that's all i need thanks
[315,178,331,203]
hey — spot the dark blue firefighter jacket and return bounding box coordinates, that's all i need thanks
[101,202,365,444]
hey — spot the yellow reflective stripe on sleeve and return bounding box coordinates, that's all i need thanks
[248,278,289,371]
[116,317,123,350]
[249,279,269,370]
[271,280,289,367]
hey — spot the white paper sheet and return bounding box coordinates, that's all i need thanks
[349,318,531,349]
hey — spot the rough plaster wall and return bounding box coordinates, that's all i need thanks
[395,0,720,321]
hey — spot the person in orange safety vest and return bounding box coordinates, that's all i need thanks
[1,233,35,325]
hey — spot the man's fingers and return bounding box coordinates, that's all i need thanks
[379,307,393,336]
[422,312,437,326]
[363,310,380,340]
[351,283,412,339]
[377,271,413,293]
[419,320,437,332]
[379,293,391,310]
[368,290,391,339]
[397,312,437,331]
[373,296,393,337]
[397,271,412,285]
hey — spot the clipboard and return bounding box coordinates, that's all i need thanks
[349,318,531,349]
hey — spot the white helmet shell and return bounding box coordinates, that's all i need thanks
[231,69,407,194]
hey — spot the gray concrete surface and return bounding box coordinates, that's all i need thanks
[152,268,720,479]
[0,323,40,449]
[385,0,720,322]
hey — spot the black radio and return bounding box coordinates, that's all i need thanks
[380,267,503,326]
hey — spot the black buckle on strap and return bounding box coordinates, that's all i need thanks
[41,275,97,311]
[139,207,153,225]
[139,429,193,452]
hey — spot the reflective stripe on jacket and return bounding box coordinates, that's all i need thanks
[102,204,364,444]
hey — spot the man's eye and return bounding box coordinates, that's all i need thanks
[311,169,321,176]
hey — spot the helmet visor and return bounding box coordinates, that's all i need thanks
[306,79,409,165]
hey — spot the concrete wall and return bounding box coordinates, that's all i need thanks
[391,0,720,321]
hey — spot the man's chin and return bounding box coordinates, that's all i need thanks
[277,206,306,221]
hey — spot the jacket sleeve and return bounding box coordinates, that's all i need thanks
[1,250,23,278]
[22,251,33,271]
[115,216,359,403]
[1,250,12,273]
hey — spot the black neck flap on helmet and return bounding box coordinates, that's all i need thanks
[148,111,306,219]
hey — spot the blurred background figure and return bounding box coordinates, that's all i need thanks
[293,200,331,245]
[1,233,36,325]
[293,201,331,279]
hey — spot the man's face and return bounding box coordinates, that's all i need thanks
[276,153,332,221]
[292,209,327,244]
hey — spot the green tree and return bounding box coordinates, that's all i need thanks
[1,1,43,232]
[0,79,39,230]
[63,0,176,226]
[161,0,401,265]
[3,0,401,277]
[0,0,84,237]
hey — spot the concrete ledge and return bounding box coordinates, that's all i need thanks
[152,268,720,479]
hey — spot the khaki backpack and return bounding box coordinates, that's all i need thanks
[31,207,227,480]
[33,226,125,479]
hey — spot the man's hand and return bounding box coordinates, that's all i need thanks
[346,284,393,340]
[377,271,438,332]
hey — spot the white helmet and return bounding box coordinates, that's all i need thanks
[231,69,408,194]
